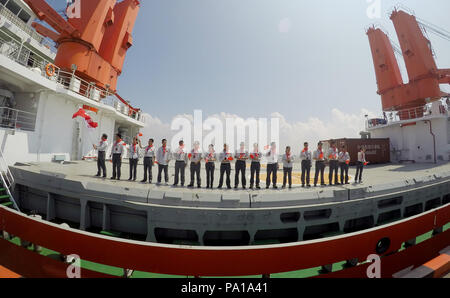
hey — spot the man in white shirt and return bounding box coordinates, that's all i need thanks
[338,145,351,185]
[110,133,125,180]
[188,141,202,188]
[128,137,140,181]
[355,146,367,183]
[282,146,294,189]
[173,140,188,187]
[234,142,248,189]
[156,139,171,184]
[93,133,108,178]
[327,140,339,186]
[313,142,326,187]
[266,142,279,189]
[218,144,232,189]
[249,143,262,190]
[140,138,155,183]
[204,144,216,189]
[300,142,312,187]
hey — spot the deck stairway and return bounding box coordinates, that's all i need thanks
[0,183,13,208]
[0,148,19,211]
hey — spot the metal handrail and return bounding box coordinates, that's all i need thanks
[367,103,448,128]
[0,3,47,46]
[0,36,143,123]
[0,107,37,131]
[0,146,19,211]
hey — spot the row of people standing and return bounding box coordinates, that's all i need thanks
[94,134,368,188]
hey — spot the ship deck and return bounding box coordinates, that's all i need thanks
[10,160,450,208]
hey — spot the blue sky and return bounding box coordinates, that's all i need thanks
[47,0,450,143]
[115,0,450,122]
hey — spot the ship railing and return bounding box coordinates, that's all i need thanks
[56,71,143,122]
[0,3,49,47]
[0,37,143,123]
[0,34,54,76]
[367,103,448,128]
[56,71,113,102]
[0,146,19,211]
[0,107,37,132]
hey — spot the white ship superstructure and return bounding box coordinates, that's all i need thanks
[0,0,145,166]
[367,101,450,163]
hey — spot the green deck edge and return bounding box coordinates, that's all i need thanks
[3,222,450,278]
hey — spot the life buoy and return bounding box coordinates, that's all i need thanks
[45,63,56,77]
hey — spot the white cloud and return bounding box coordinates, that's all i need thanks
[139,108,377,153]
[278,18,292,34]
[272,108,377,153]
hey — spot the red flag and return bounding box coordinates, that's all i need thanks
[72,108,98,129]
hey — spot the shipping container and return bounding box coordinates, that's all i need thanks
[320,138,390,165]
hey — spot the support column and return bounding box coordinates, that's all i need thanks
[145,210,156,242]
[102,204,111,231]
[79,199,90,231]
[46,193,55,221]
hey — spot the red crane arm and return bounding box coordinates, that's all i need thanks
[367,27,403,95]
[23,0,78,37]
[31,23,60,43]
[22,0,141,94]
[390,10,438,82]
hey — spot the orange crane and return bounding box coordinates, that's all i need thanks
[24,0,140,103]
[367,9,449,120]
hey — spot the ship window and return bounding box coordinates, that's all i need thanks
[404,203,423,218]
[443,194,450,205]
[280,212,300,223]
[154,228,199,245]
[303,222,340,240]
[343,216,374,233]
[18,10,30,23]
[425,198,441,211]
[203,231,250,246]
[6,0,21,15]
[304,209,332,221]
[377,209,401,225]
[377,197,403,209]
[254,228,298,244]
